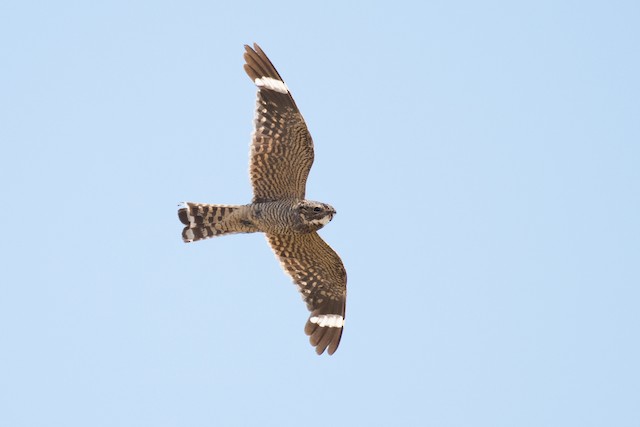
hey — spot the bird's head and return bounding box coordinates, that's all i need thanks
[297,200,336,230]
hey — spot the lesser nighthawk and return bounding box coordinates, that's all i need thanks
[178,44,346,355]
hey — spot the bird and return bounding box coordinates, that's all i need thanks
[178,44,347,355]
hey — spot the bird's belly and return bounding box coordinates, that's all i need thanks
[250,201,301,235]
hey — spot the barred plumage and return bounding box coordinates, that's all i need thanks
[178,203,257,242]
[244,44,313,203]
[267,232,346,355]
[178,44,346,355]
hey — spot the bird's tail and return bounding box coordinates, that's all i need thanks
[178,203,259,243]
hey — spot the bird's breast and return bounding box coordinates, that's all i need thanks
[250,200,304,235]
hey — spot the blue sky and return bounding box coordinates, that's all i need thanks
[1,1,639,426]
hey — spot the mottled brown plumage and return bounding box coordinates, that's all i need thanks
[178,44,346,355]
[244,44,313,203]
[267,233,346,355]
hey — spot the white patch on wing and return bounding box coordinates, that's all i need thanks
[310,314,344,328]
[254,77,289,94]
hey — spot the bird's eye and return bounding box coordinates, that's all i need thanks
[313,207,322,212]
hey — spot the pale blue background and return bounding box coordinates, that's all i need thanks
[1,1,639,426]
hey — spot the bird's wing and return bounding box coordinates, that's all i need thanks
[244,44,314,203]
[266,232,347,355]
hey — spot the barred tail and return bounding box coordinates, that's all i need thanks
[178,202,258,243]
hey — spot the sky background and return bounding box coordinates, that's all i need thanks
[1,1,639,426]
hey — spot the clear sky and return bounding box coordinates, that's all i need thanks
[1,1,639,426]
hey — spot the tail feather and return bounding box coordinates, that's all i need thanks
[178,202,258,243]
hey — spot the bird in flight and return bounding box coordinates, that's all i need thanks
[178,44,347,355]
